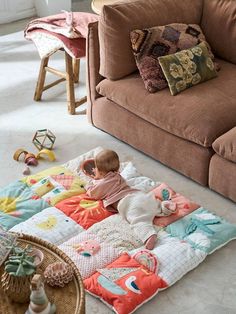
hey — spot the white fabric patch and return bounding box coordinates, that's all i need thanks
[30,176,65,195]
[59,232,119,279]
[131,230,207,286]
[10,207,83,245]
[89,215,143,253]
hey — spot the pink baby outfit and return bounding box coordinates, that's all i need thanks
[86,172,137,207]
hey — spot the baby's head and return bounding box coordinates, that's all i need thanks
[94,150,120,178]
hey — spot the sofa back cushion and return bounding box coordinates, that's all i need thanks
[99,0,203,80]
[201,0,236,64]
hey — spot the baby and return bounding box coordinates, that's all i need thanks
[85,149,176,250]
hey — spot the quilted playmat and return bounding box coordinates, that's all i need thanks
[1,147,236,314]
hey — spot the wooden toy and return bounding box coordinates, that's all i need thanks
[13,148,56,173]
[36,148,56,161]
[23,166,31,175]
[25,153,39,166]
[32,129,56,151]
[25,274,56,314]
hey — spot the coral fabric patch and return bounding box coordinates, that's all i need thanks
[84,253,167,314]
[153,183,199,227]
[55,193,114,229]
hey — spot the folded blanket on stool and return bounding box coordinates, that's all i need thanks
[24,12,99,58]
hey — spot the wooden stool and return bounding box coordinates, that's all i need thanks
[34,50,87,115]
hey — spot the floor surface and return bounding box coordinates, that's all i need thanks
[0,29,235,314]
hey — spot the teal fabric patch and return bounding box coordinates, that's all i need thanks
[0,180,49,230]
[166,207,236,254]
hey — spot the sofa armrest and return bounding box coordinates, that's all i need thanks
[86,21,103,124]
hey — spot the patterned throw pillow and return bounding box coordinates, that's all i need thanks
[158,42,217,95]
[130,23,214,93]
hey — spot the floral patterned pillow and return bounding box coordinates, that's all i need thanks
[158,42,217,95]
[130,23,215,93]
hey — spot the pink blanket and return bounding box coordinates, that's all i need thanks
[25,12,99,59]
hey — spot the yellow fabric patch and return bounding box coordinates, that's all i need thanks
[21,166,72,186]
[36,216,58,230]
[0,197,17,213]
[34,181,55,197]
[50,188,85,206]
[79,199,100,210]
[48,174,85,205]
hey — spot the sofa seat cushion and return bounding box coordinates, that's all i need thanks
[212,127,236,163]
[96,58,236,147]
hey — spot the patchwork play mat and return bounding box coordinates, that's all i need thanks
[1,147,236,314]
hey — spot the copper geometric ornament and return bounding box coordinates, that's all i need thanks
[32,129,56,150]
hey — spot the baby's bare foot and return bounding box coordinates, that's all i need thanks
[145,234,157,250]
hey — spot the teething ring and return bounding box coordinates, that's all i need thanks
[13,149,28,161]
[36,149,56,161]
[81,159,95,178]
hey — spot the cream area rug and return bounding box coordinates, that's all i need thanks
[0,31,236,314]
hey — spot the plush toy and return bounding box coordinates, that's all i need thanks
[73,239,100,256]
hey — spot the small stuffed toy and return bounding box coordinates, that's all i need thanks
[73,239,100,257]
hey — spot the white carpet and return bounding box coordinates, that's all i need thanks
[0,31,236,314]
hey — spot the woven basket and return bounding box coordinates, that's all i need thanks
[0,233,85,314]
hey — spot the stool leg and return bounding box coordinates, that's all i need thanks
[34,56,49,101]
[73,58,80,83]
[65,51,76,115]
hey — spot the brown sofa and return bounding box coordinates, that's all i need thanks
[86,0,236,202]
